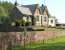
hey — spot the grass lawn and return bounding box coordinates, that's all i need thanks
[11,36,65,50]
[45,27,65,32]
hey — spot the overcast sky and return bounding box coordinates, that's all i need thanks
[1,0,65,24]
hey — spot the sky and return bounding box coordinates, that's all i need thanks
[1,0,65,24]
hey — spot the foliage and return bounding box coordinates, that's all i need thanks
[0,1,14,30]
[16,19,32,26]
[0,16,11,24]
[0,1,14,16]
[25,21,31,26]
[16,19,26,26]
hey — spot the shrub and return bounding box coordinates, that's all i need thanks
[25,21,31,26]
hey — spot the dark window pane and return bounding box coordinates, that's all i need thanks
[51,20,53,23]
[44,17,46,22]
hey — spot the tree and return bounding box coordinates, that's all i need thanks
[0,1,14,16]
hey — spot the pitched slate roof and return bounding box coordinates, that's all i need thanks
[15,4,50,16]
[16,6,32,15]
[40,4,45,14]
[40,5,50,17]
[40,5,47,14]
[22,4,39,15]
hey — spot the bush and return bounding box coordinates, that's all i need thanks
[15,19,32,26]
[25,21,31,26]
[21,20,25,26]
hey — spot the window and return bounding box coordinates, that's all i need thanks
[44,17,46,21]
[36,16,39,21]
[51,20,53,23]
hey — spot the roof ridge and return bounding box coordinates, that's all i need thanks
[22,4,39,6]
